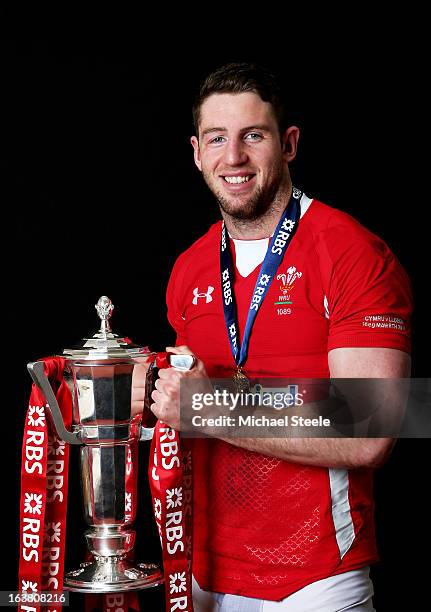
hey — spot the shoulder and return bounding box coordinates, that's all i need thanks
[306,198,376,238]
[305,198,395,262]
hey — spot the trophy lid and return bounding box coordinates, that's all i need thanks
[63,296,150,360]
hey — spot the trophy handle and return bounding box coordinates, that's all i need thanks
[27,361,82,445]
[139,352,196,441]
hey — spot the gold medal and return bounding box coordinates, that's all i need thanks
[233,367,250,393]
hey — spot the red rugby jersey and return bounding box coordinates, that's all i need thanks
[166,196,412,600]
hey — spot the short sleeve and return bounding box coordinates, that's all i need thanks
[166,254,188,346]
[324,215,412,353]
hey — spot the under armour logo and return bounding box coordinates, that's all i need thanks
[192,286,214,305]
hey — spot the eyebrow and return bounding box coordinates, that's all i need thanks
[201,124,272,137]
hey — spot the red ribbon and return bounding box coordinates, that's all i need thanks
[149,423,193,611]
[149,354,194,612]
[18,357,71,611]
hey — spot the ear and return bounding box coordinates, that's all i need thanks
[190,135,202,171]
[281,126,300,163]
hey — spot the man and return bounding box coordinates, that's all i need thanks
[149,63,412,611]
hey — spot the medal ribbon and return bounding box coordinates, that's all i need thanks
[220,189,302,368]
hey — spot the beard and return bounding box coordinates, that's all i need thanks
[202,161,285,222]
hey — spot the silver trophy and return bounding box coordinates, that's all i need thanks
[27,296,193,593]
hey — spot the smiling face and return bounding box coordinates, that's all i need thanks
[191,92,299,222]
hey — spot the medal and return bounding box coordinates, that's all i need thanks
[233,367,250,393]
[220,188,302,380]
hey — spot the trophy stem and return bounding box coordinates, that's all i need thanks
[86,526,136,557]
[63,524,164,593]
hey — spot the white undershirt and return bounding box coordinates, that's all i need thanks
[233,238,269,277]
[232,194,313,278]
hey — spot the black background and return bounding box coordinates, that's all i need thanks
[2,6,428,610]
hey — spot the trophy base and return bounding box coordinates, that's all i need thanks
[64,558,163,593]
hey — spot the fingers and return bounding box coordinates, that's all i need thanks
[157,367,182,381]
[150,390,166,421]
[165,347,207,378]
[151,388,163,404]
[150,387,180,429]
[148,347,204,430]
[154,375,178,395]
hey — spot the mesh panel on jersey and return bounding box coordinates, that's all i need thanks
[276,467,312,511]
[251,573,290,586]
[213,444,281,516]
[211,445,321,572]
[245,506,320,567]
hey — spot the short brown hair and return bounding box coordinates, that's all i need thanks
[192,62,287,137]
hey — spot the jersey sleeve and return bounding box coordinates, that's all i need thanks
[323,213,412,353]
[166,253,188,346]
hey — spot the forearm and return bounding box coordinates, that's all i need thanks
[220,348,409,469]
[219,435,395,469]
[150,347,408,470]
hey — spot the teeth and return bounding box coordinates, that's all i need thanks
[224,175,252,184]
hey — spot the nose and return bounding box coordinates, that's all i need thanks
[223,136,248,166]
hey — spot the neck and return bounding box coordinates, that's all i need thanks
[221,184,293,240]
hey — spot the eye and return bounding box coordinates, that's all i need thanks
[209,135,226,144]
[245,132,263,141]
